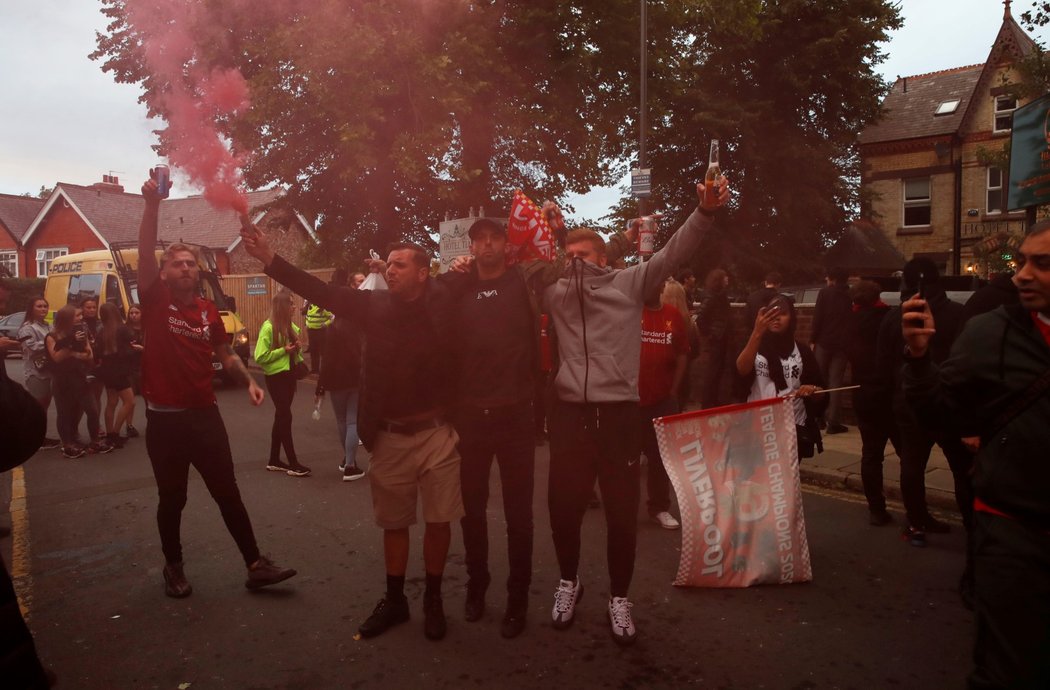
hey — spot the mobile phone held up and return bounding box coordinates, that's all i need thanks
[904,271,926,314]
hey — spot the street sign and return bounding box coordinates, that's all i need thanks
[246,276,268,296]
[631,168,652,198]
[1007,92,1050,211]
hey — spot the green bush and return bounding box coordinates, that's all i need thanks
[1,278,46,316]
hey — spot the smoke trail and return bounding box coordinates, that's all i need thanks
[124,0,253,213]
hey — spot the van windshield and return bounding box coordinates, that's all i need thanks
[67,274,103,306]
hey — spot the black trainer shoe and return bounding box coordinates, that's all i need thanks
[359,596,410,638]
[163,562,192,598]
[125,425,140,438]
[88,440,114,455]
[423,592,447,640]
[342,465,366,482]
[869,509,892,526]
[62,445,87,459]
[825,423,848,435]
[901,525,926,548]
[245,556,297,589]
[286,462,312,477]
[40,437,62,450]
[464,586,486,622]
[266,459,292,472]
[501,599,527,639]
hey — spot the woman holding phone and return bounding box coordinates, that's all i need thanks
[17,297,60,449]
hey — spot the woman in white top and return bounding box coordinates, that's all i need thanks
[17,297,60,449]
[735,294,827,460]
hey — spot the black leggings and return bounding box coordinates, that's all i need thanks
[52,371,99,445]
[265,370,298,464]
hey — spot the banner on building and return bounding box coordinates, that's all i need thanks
[1008,92,1050,211]
[506,190,555,263]
[653,397,813,588]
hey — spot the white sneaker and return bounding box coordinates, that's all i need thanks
[551,578,582,629]
[652,511,680,530]
[608,596,637,646]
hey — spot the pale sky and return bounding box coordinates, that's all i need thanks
[0,0,1043,220]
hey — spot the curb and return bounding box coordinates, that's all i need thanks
[799,466,960,512]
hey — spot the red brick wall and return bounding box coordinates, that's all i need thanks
[23,204,106,277]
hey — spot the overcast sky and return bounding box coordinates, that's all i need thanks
[0,0,1044,220]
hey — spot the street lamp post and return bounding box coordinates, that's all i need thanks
[638,0,648,218]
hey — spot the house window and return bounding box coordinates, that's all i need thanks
[994,95,1017,133]
[0,250,16,278]
[903,178,931,227]
[36,247,67,277]
[987,167,1003,214]
[935,99,960,116]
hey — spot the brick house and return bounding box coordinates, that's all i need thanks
[15,176,316,278]
[0,193,46,277]
[857,1,1037,277]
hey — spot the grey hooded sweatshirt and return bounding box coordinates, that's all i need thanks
[543,208,714,404]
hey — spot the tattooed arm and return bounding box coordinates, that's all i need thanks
[216,342,265,406]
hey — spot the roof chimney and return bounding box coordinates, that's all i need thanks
[1005,0,1012,20]
[90,174,124,194]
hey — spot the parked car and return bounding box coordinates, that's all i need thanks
[0,311,26,357]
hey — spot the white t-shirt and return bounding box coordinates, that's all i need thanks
[748,344,807,426]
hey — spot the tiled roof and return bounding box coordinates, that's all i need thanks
[858,65,983,145]
[825,220,905,271]
[0,193,45,241]
[55,184,286,249]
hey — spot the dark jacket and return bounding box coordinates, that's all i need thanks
[266,256,458,451]
[315,316,361,395]
[962,273,1018,323]
[696,290,731,345]
[846,303,894,418]
[904,305,1050,528]
[810,283,852,352]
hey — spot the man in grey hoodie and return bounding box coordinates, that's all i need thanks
[546,179,729,646]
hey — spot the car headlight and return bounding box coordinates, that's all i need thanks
[234,330,249,347]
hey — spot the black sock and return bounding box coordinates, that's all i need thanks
[425,573,442,598]
[386,574,405,600]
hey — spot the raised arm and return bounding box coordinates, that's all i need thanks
[138,172,166,293]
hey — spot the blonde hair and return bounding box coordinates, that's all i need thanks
[269,289,294,346]
[661,280,691,324]
[160,243,201,268]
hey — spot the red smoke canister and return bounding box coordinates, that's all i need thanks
[154,164,170,199]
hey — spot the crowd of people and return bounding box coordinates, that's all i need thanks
[0,167,1047,688]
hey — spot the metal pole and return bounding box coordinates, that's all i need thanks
[639,0,648,218]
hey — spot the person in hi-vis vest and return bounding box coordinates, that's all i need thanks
[303,299,334,374]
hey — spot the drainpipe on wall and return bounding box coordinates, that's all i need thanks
[953,136,963,275]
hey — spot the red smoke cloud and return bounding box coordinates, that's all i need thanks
[124,0,253,214]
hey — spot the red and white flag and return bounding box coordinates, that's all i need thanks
[653,398,813,588]
[506,189,555,263]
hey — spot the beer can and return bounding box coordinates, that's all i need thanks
[154,164,170,199]
[637,216,657,256]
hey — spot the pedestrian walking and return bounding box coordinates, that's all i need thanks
[242,229,463,642]
[315,313,365,481]
[810,267,852,434]
[736,294,827,462]
[124,303,144,438]
[17,297,60,449]
[136,170,296,598]
[97,302,137,449]
[79,296,105,441]
[902,221,1050,689]
[845,280,899,525]
[696,268,732,408]
[254,289,311,477]
[303,299,332,374]
[661,279,700,409]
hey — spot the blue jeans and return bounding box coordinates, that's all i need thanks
[329,388,363,470]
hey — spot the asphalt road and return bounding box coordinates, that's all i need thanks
[3,363,974,689]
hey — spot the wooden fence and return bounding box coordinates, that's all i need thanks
[221,268,336,348]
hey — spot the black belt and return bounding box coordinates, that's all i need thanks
[377,417,445,435]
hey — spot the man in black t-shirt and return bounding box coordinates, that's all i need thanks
[444,218,543,640]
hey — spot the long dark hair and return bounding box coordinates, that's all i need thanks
[757,295,799,391]
[52,305,77,337]
[99,302,124,355]
[21,297,48,326]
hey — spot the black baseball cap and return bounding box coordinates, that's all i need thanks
[467,218,506,240]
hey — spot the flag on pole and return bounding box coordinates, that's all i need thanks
[653,397,813,588]
[506,189,555,263]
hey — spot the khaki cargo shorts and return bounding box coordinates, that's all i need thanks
[369,423,465,529]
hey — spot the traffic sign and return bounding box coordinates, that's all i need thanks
[631,168,652,198]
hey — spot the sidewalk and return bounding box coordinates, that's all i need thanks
[801,425,959,510]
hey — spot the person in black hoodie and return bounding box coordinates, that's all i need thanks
[876,258,973,547]
[845,280,899,526]
[316,312,364,482]
[810,267,853,434]
[963,271,1018,322]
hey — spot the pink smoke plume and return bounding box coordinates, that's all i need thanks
[124,0,255,214]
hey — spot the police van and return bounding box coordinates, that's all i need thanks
[44,243,251,372]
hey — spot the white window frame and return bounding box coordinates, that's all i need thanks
[987,167,1003,215]
[994,95,1017,133]
[35,247,68,277]
[935,99,960,116]
[0,250,17,278]
[902,177,932,227]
